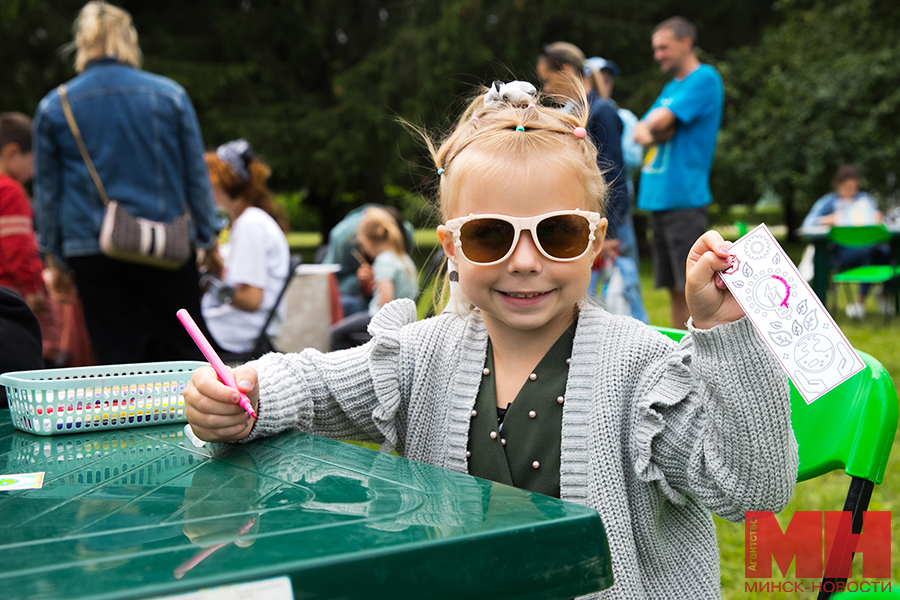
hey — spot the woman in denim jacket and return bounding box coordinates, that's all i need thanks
[32,1,219,364]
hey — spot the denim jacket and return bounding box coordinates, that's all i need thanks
[33,58,218,262]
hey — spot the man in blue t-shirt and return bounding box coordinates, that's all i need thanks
[634,17,724,329]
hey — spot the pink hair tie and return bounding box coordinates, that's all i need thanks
[470,116,479,121]
[573,127,587,139]
[527,103,536,109]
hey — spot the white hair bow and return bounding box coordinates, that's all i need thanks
[483,80,537,108]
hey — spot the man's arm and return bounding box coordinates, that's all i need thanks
[634,107,677,147]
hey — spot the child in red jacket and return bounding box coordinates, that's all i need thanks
[0,112,60,363]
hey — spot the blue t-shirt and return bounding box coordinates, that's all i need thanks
[637,64,723,212]
[801,192,879,228]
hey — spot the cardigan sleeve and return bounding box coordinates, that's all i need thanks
[633,316,798,522]
[242,299,418,450]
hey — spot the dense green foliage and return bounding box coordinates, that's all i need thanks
[5,0,900,239]
[1,0,776,234]
[715,0,900,238]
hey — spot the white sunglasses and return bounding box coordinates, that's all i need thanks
[444,209,602,266]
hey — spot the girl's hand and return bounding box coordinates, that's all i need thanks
[184,365,259,443]
[685,231,746,329]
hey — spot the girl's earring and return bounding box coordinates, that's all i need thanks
[443,258,468,317]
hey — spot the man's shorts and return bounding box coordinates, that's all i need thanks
[649,206,709,290]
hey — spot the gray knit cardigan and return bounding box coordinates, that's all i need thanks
[247,299,798,600]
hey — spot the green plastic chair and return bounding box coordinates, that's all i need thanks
[827,225,900,322]
[653,326,898,600]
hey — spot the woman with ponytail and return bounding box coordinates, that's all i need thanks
[201,139,291,354]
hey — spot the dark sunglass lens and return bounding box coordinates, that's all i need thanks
[459,218,515,263]
[536,215,590,259]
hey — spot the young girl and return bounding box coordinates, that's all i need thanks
[201,139,291,354]
[185,82,798,600]
[329,206,418,350]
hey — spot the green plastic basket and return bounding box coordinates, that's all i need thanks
[0,361,205,436]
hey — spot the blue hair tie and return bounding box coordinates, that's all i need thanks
[437,168,445,176]
[516,126,525,132]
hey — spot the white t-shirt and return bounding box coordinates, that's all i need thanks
[202,207,290,352]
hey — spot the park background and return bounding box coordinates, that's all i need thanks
[2,0,899,596]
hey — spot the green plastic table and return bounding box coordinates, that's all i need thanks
[0,413,612,600]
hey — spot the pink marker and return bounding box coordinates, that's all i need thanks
[176,308,257,419]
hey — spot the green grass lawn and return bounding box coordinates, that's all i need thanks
[313,226,899,596]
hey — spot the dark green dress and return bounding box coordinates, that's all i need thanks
[466,325,574,498]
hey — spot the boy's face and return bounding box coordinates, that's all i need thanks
[4,147,34,184]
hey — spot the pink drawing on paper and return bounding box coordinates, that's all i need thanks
[770,275,791,308]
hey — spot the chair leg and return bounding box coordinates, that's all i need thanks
[828,283,838,317]
[817,477,874,600]
[844,283,857,317]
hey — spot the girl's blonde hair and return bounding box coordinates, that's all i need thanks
[358,207,408,259]
[205,151,290,233]
[415,76,607,315]
[70,1,142,73]
[422,79,607,221]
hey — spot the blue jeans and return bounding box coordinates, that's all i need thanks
[340,294,369,318]
[592,214,649,324]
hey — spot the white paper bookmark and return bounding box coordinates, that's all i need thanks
[718,224,865,404]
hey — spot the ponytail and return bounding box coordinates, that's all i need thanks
[69,1,142,73]
[358,207,407,259]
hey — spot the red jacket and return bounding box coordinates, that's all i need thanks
[0,174,45,295]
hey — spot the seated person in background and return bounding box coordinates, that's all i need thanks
[201,140,291,353]
[330,207,418,350]
[322,204,415,317]
[802,164,891,319]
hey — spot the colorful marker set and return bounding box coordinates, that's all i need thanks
[0,362,200,436]
[22,389,184,434]
[0,310,254,437]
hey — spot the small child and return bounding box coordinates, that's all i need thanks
[0,112,60,364]
[186,81,798,599]
[329,206,418,350]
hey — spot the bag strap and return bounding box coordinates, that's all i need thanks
[58,84,110,207]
